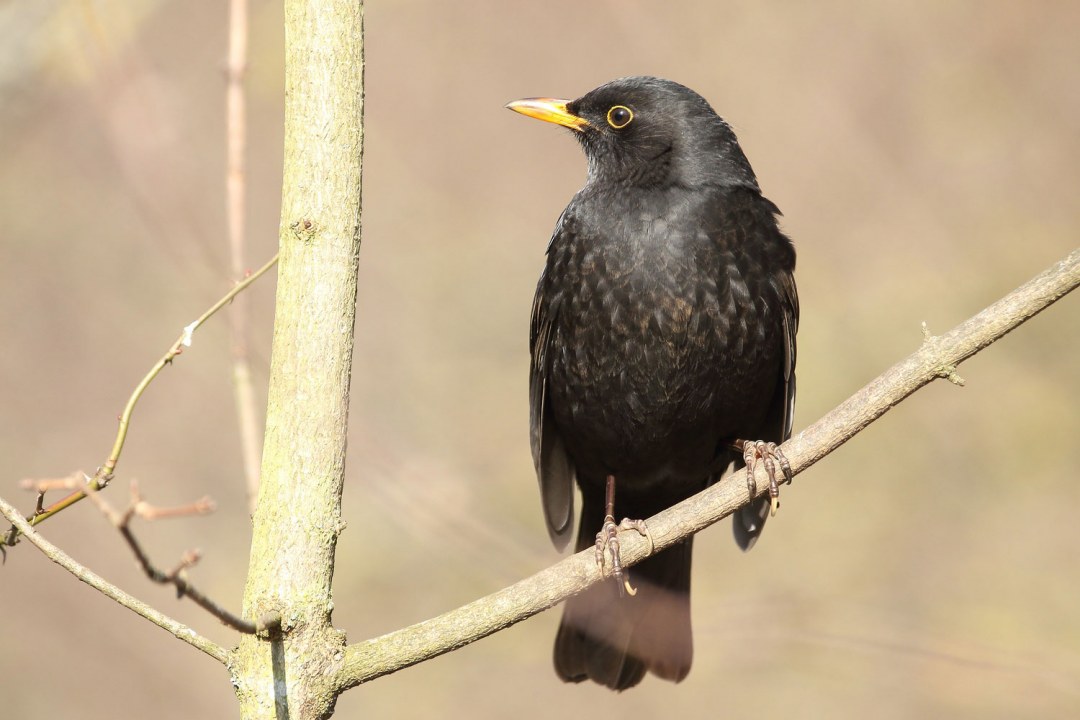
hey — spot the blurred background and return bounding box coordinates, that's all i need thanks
[1,1,1078,717]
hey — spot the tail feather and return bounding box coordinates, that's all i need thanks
[553,501,694,690]
[733,495,771,551]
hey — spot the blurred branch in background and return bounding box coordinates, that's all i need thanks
[224,0,263,514]
[337,247,1078,689]
[1,253,278,546]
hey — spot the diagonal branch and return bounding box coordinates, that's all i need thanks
[336,247,1079,691]
[83,481,257,634]
[0,493,230,665]
[2,253,278,545]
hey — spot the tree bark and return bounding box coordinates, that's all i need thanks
[232,2,364,718]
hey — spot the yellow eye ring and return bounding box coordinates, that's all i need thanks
[606,105,633,129]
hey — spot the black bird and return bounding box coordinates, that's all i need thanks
[507,77,798,690]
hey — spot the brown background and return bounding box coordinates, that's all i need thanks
[2,1,1078,718]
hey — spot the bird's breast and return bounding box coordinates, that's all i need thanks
[543,199,780,479]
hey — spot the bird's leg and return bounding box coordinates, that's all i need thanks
[732,439,792,517]
[594,475,628,595]
[594,475,653,597]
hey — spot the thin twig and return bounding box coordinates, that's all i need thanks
[18,472,87,517]
[3,253,278,544]
[0,493,229,664]
[83,481,257,634]
[337,248,1079,690]
[225,0,263,514]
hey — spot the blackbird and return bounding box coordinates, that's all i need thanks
[507,76,798,690]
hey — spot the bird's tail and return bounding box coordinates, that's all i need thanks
[733,494,772,551]
[553,495,693,691]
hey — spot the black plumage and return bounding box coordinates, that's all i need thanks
[508,76,798,690]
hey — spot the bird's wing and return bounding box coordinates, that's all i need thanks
[530,271,576,551]
[777,268,799,441]
[733,265,797,551]
[731,195,799,551]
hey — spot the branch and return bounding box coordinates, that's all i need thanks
[224,0,264,514]
[337,247,1079,690]
[0,493,229,665]
[233,1,366,716]
[83,480,257,634]
[2,253,278,544]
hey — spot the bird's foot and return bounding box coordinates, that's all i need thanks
[595,515,653,597]
[735,439,792,517]
[594,474,654,597]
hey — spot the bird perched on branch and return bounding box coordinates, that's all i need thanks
[507,76,798,690]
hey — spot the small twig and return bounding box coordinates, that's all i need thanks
[0,493,228,664]
[137,496,216,520]
[2,253,278,545]
[19,473,85,497]
[922,322,966,385]
[4,473,88,547]
[25,480,64,516]
[85,481,257,634]
[19,472,88,514]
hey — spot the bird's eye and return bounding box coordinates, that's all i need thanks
[606,105,633,129]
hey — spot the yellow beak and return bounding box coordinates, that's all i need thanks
[505,97,590,132]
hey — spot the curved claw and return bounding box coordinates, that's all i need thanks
[595,515,653,597]
[618,518,654,554]
[739,439,791,517]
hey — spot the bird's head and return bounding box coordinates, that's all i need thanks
[507,76,760,191]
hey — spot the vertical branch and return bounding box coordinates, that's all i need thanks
[225,0,263,513]
[233,2,365,719]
